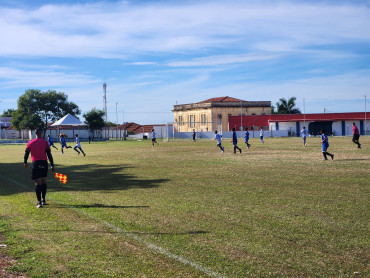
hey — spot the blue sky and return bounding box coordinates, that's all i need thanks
[0,0,369,124]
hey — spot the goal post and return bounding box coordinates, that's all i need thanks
[171,121,223,141]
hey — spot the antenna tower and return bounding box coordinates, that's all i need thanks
[103,82,107,122]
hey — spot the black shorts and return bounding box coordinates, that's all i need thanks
[353,134,360,141]
[31,160,48,180]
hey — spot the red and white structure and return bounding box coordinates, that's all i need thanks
[228,112,367,136]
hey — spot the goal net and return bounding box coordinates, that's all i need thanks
[164,121,223,141]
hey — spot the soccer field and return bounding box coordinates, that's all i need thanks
[0,137,369,277]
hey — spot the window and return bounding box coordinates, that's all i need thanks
[190,115,195,127]
[178,116,183,125]
[201,114,207,124]
[217,114,222,125]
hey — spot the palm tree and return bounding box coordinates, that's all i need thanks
[275,97,301,114]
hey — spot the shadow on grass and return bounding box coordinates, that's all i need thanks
[51,204,150,209]
[12,228,209,236]
[0,163,169,196]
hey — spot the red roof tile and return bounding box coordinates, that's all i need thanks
[199,96,245,103]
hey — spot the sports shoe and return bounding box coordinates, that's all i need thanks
[239,148,242,153]
[42,199,46,205]
[331,154,334,160]
[36,202,43,208]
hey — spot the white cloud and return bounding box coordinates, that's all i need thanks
[167,53,279,67]
[0,67,99,89]
[0,1,369,58]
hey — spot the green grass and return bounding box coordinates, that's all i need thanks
[0,137,369,277]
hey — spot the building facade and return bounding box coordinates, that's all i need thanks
[172,96,271,132]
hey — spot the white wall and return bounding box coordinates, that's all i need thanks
[269,120,364,136]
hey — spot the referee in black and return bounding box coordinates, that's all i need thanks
[24,128,55,208]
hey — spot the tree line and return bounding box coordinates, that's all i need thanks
[1,89,302,136]
[0,89,109,137]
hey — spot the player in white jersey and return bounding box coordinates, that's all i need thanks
[73,134,86,156]
[259,128,264,143]
[152,129,159,147]
[301,126,308,146]
[214,130,224,152]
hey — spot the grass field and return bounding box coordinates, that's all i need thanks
[0,136,369,277]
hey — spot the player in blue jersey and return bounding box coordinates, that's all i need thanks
[59,134,72,154]
[214,130,224,152]
[259,127,264,143]
[232,127,242,154]
[301,126,308,146]
[320,129,334,160]
[47,135,58,150]
[244,127,251,148]
[151,129,159,147]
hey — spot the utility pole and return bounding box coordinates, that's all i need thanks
[116,102,118,124]
[365,94,367,136]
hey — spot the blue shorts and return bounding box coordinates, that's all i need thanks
[152,138,156,142]
[322,142,329,152]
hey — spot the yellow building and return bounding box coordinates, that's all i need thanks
[172,96,271,132]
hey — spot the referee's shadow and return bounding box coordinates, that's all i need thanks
[50,163,169,193]
[0,163,169,195]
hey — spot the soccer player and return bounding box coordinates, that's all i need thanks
[73,134,86,156]
[259,127,264,143]
[352,122,361,149]
[301,126,308,146]
[214,130,224,152]
[47,135,58,150]
[59,134,71,154]
[192,129,196,142]
[24,128,55,208]
[232,127,242,154]
[152,129,159,147]
[244,127,251,148]
[320,129,334,160]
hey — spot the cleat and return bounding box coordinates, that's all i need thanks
[331,154,334,160]
[239,149,242,153]
[36,202,43,208]
[42,199,46,205]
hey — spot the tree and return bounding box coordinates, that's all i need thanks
[275,97,301,114]
[83,108,105,138]
[0,109,16,117]
[105,121,118,127]
[11,89,81,132]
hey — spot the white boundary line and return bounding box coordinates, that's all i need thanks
[0,174,227,278]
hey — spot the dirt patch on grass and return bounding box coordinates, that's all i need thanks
[0,235,28,278]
